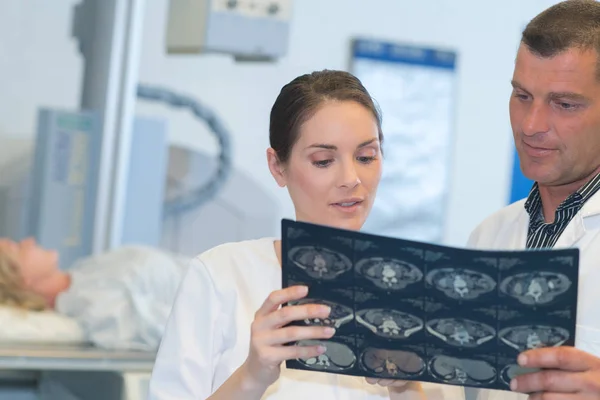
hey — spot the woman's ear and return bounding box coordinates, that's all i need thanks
[266,148,287,188]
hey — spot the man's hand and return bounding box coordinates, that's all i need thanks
[511,346,600,399]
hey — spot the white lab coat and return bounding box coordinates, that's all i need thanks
[55,245,190,351]
[147,238,463,400]
[465,191,600,400]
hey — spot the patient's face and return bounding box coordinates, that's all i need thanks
[0,238,59,286]
[276,100,382,231]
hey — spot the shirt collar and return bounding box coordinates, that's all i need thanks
[523,173,600,217]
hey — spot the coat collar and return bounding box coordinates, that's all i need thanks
[554,191,600,248]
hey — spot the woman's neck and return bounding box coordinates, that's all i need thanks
[273,240,282,266]
[27,271,71,308]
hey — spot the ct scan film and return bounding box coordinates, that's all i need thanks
[281,219,579,391]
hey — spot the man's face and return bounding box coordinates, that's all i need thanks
[509,44,600,187]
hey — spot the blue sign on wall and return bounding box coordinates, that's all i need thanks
[509,145,534,204]
[351,38,457,243]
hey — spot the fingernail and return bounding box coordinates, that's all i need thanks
[517,354,527,366]
[318,345,327,354]
[324,327,336,336]
[298,285,308,295]
[510,378,517,391]
[321,305,331,314]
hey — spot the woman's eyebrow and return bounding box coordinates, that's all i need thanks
[357,138,378,148]
[305,143,336,150]
[305,138,378,151]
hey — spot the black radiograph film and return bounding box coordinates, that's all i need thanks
[281,219,580,391]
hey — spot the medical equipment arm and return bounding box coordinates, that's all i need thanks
[136,85,232,216]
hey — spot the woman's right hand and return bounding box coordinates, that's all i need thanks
[240,285,335,391]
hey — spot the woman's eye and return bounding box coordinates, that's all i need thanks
[357,156,376,164]
[313,160,332,168]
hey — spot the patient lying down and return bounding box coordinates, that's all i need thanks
[0,237,189,351]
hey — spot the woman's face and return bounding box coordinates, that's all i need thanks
[0,237,59,285]
[268,100,382,231]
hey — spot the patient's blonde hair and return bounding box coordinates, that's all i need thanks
[0,249,48,311]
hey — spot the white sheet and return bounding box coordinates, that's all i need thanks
[56,246,188,351]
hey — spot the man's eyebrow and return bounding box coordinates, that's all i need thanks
[548,91,589,102]
[511,80,589,102]
[511,80,529,93]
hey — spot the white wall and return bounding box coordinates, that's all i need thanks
[136,0,560,246]
[0,0,561,248]
[0,0,82,169]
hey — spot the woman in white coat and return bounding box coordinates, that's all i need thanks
[147,70,461,400]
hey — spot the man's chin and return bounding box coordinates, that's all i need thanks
[521,164,554,184]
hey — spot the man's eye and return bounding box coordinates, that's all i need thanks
[558,102,577,110]
[515,93,529,100]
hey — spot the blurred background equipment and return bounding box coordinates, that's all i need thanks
[0,1,291,399]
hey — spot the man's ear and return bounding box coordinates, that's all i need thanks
[266,148,286,187]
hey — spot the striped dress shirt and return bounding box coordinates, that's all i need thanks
[525,173,600,249]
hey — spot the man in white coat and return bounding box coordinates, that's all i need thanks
[466,1,600,399]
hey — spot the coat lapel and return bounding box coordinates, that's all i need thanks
[510,207,529,249]
[555,192,600,248]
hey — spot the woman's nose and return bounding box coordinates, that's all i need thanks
[338,162,360,189]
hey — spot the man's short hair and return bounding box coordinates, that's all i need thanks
[522,0,600,79]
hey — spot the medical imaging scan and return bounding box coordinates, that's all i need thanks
[355,257,423,290]
[499,272,572,305]
[426,268,496,300]
[426,318,495,348]
[498,325,570,351]
[296,340,356,372]
[356,309,423,339]
[288,245,352,280]
[359,347,426,378]
[289,298,354,329]
[428,355,496,386]
[281,219,579,391]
